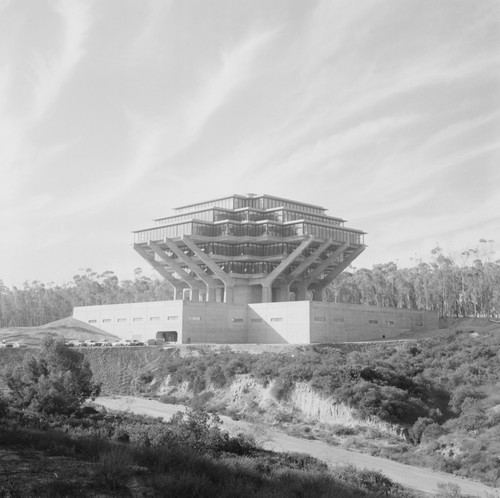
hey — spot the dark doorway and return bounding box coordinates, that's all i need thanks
[156,331,178,344]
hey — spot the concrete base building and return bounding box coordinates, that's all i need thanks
[73,194,439,344]
[73,300,438,344]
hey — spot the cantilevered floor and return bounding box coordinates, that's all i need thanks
[133,194,366,304]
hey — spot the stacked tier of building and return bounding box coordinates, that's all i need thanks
[133,194,366,305]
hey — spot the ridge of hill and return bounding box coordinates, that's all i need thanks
[0,317,118,347]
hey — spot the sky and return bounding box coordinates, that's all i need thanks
[0,0,499,287]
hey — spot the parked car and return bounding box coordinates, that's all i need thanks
[112,339,132,347]
[130,340,145,347]
[3,342,20,348]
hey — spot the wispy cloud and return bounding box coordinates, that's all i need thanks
[423,112,500,150]
[184,27,280,140]
[61,26,282,214]
[127,0,172,65]
[0,0,92,180]
[32,0,92,121]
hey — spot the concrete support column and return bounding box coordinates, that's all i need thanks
[191,288,200,301]
[206,287,217,302]
[295,282,308,301]
[224,285,235,304]
[261,284,272,303]
[311,286,324,302]
[216,287,225,302]
[278,282,290,302]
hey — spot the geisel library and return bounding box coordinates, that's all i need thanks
[73,194,438,344]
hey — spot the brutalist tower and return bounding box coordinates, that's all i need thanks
[133,194,366,305]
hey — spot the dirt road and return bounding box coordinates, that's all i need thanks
[96,396,498,498]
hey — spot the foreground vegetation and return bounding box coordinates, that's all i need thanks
[153,330,500,487]
[2,329,499,491]
[0,406,420,498]
[0,339,416,497]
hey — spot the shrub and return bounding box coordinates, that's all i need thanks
[0,394,8,418]
[97,445,134,490]
[331,424,357,437]
[333,465,414,497]
[449,386,486,414]
[410,417,435,444]
[435,482,463,498]
[138,371,154,384]
[271,377,294,401]
[166,407,226,452]
[458,399,488,432]
[5,337,101,415]
[207,364,228,388]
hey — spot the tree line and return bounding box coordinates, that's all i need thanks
[0,268,173,327]
[326,246,500,318]
[1,245,499,327]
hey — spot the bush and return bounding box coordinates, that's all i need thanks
[271,377,294,401]
[97,445,134,490]
[138,371,154,384]
[333,465,414,497]
[435,482,463,498]
[449,386,486,414]
[458,399,488,432]
[0,394,8,418]
[5,337,101,415]
[410,417,435,444]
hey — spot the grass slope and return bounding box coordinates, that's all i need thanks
[0,317,119,347]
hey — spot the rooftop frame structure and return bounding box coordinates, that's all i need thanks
[133,194,366,304]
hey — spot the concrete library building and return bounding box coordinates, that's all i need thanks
[73,194,438,344]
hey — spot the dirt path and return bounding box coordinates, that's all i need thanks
[96,396,498,497]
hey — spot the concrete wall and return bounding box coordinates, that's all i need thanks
[73,301,184,342]
[232,284,262,305]
[73,300,439,345]
[309,302,439,343]
[182,302,248,344]
[248,301,311,344]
